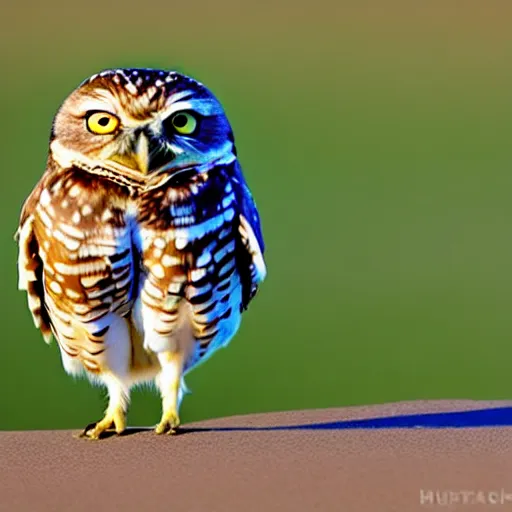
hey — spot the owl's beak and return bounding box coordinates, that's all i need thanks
[108,133,150,174]
[133,133,149,174]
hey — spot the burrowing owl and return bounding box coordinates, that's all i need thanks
[16,68,266,439]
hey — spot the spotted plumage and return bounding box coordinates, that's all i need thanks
[16,68,266,439]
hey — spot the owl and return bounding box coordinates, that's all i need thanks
[16,68,266,439]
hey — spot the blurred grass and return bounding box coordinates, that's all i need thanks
[1,1,512,429]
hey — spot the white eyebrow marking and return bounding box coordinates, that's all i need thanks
[77,89,118,115]
[78,100,115,113]
[170,90,194,103]
[165,99,224,117]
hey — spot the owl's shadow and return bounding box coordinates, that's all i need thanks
[92,406,512,439]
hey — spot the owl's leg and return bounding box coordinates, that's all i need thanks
[154,350,186,435]
[83,375,130,439]
[82,315,132,439]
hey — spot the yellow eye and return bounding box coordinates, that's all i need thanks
[86,112,120,135]
[170,112,197,135]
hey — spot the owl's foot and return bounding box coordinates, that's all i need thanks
[82,409,126,440]
[155,410,181,435]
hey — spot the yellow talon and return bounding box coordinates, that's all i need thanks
[155,411,180,435]
[82,409,126,440]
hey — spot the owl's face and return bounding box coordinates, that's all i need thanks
[50,69,236,179]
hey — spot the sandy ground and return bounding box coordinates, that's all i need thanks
[2,400,512,511]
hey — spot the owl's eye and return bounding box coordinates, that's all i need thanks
[170,112,197,135]
[86,112,120,135]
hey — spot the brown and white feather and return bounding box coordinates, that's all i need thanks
[17,158,142,374]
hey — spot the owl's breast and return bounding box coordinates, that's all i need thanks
[138,167,237,281]
[138,169,243,361]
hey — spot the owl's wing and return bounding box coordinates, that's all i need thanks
[16,173,53,343]
[230,162,267,310]
[16,166,139,346]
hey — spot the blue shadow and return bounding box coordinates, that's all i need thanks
[181,407,512,433]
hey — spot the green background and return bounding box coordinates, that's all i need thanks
[2,1,512,430]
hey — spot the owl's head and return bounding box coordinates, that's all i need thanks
[50,68,237,183]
